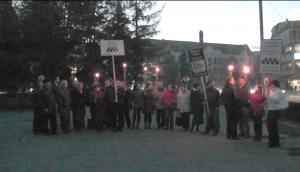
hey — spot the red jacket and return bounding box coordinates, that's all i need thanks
[162,90,177,109]
[250,92,265,118]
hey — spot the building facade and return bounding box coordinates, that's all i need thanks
[271,20,300,90]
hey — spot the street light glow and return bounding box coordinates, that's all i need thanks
[143,66,148,71]
[228,64,234,71]
[122,62,127,68]
[243,65,250,74]
[155,67,160,73]
[95,72,100,78]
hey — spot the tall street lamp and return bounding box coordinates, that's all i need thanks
[122,62,127,88]
[155,66,160,89]
[143,65,148,84]
[228,64,234,76]
[243,65,250,79]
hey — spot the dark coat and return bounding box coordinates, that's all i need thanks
[71,89,87,109]
[103,86,115,107]
[206,87,220,110]
[190,89,204,113]
[221,84,239,111]
[144,89,155,114]
[237,84,250,107]
[40,87,56,114]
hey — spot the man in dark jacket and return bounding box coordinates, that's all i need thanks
[237,76,251,138]
[103,79,117,130]
[221,76,240,140]
[40,78,58,134]
[204,80,220,136]
[190,82,204,132]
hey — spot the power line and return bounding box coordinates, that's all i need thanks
[267,1,284,21]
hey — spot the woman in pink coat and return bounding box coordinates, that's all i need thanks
[250,83,266,141]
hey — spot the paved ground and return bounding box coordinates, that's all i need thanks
[1,107,300,172]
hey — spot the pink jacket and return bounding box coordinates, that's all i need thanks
[250,92,266,118]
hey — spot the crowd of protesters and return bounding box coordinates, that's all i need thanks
[31,74,288,148]
[221,76,288,148]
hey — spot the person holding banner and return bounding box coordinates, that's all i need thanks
[190,82,204,132]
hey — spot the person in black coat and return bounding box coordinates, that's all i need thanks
[40,78,58,134]
[103,79,117,130]
[71,81,87,130]
[190,82,204,132]
[221,76,240,140]
[204,80,221,136]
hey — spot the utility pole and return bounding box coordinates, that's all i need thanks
[259,0,264,41]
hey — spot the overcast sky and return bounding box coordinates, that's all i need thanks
[153,1,300,51]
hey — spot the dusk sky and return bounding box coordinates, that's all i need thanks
[153,1,300,51]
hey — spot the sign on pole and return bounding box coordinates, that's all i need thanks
[188,48,208,78]
[100,40,125,103]
[259,39,282,74]
[100,40,125,56]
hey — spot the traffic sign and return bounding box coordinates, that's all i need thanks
[188,48,208,77]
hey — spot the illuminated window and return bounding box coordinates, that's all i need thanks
[294,53,300,60]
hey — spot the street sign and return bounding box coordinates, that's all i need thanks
[259,39,282,74]
[188,48,208,77]
[100,40,125,56]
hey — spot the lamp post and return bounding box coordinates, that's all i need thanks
[243,65,250,79]
[228,64,234,76]
[155,66,160,89]
[143,65,148,84]
[122,62,127,88]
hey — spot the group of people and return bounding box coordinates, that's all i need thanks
[31,75,221,136]
[222,76,288,148]
[31,74,288,148]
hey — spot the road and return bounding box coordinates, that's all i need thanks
[1,108,300,172]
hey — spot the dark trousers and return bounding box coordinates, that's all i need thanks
[156,109,165,128]
[115,104,125,129]
[238,107,250,137]
[123,107,131,128]
[33,108,44,134]
[253,116,262,140]
[72,107,85,130]
[165,108,174,130]
[225,105,238,139]
[46,112,57,133]
[60,107,70,133]
[190,111,204,131]
[205,108,220,133]
[267,110,281,146]
[144,113,152,128]
[181,112,190,130]
[132,107,142,128]
[95,106,105,131]
[104,104,116,129]
[89,103,97,129]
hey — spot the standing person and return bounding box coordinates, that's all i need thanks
[52,76,62,128]
[31,75,45,134]
[266,80,288,148]
[93,84,105,131]
[190,82,204,132]
[103,79,116,130]
[250,83,265,141]
[131,84,144,129]
[71,81,87,130]
[115,80,125,131]
[237,76,251,138]
[162,83,177,130]
[204,80,221,136]
[221,76,240,140]
[154,81,165,129]
[143,83,155,129]
[59,80,71,133]
[177,83,191,131]
[40,78,57,135]
[123,85,132,128]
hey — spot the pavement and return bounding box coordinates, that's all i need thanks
[1,107,300,172]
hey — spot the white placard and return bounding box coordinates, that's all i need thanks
[259,39,282,74]
[100,40,125,56]
[188,48,208,77]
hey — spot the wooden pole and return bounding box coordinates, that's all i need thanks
[112,55,118,102]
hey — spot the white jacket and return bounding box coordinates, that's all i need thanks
[177,90,191,113]
[267,87,288,110]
